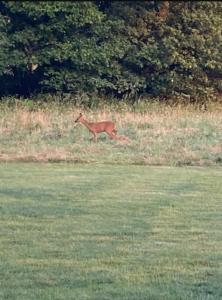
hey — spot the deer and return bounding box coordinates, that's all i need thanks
[74,113,118,142]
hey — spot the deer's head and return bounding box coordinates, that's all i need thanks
[75,113,83,123]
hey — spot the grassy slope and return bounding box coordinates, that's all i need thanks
[0,163,222,300]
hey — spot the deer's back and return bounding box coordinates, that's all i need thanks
[89,121,115,133]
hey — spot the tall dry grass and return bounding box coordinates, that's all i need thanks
[0,101,222,166]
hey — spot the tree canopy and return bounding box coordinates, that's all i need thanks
[0,1,221,102]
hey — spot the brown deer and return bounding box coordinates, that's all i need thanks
[75,113,118,142]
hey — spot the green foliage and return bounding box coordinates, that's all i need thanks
[0,13,10,75]
[0,1,221,102]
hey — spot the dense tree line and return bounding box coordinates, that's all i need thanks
[0,1,221,102]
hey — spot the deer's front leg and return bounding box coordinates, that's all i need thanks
[92,132,97,142]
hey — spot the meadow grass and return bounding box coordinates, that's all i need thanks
[0,100,222,166]
[0,163,222,299]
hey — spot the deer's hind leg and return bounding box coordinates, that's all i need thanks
[112,128,118,135]
[106,131,118,140]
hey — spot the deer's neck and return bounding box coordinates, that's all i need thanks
[80,118,92,130]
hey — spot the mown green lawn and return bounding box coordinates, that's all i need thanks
[0,163,222,300]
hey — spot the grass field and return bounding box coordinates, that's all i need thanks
[0,163,222,300]
[0,101,222,166]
